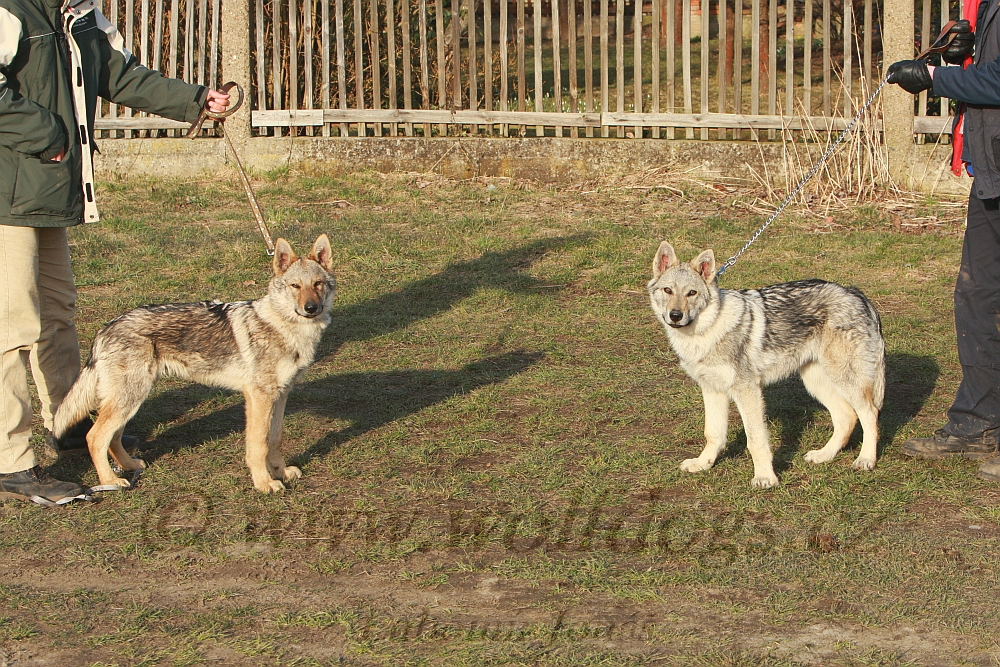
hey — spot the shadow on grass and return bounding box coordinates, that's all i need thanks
[127,350,542,468]
[291,350,543,462]
[318,234,590,359]
[717,353,940,472]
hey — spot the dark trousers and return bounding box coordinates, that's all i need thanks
[946,192,1000,439]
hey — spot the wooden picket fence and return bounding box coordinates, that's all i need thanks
[94,0,956,139]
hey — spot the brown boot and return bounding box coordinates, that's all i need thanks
[0,466,86,505]
[900,428,999,461]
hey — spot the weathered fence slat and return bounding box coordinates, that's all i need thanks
[256,0,266,122]
[701,0,709,140]
[682,0,692,138]
[500,0,509,134]
[271,0,282,116]
[615,0,623,138]
[402,0,413,135]
[784,0,793,117]
[823,0,830,115]
[534,0,542,135]
[568,0,578,137]
[484,0,492,122]
[665,0,675,135]
[452,0,461,114]
[322,0,331,135]
[388,0,398,135]
[552,0,561,135]
[717,0,726,124]
[767,0,775,138]
[418,0,431,135]
[651,0,659,139]
[635,0,642,138]
[843,0,852,115]
[355,0,365,133]
[583,0,593,136]
[803,0,811,114]
[371,0,382,134]
[336,0,348,135]
[599,0,608,136]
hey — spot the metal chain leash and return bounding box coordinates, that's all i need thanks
[715,20,961,278]
[716,75,890,278]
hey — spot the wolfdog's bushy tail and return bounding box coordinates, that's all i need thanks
[53,359,99,439]
[867,299,887,412]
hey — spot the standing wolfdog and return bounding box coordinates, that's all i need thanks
[647,241,885,488]
[53,235,336,493]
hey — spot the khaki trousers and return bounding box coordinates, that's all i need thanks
[0,226,81,474]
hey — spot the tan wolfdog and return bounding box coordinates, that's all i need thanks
[53,235,336,493]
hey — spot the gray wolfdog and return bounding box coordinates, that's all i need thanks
[647,241,885,488]
[53,235,336,493]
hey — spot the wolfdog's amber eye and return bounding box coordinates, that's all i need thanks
[290,283,301,289]
[687,290,697,297]
[314,281,323,289]
[663,287,672,295]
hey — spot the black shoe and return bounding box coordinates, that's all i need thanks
[0,466,86,504]
[43,417,140,458]
[900,427,999,461]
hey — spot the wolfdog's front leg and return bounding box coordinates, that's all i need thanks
[244,388,286,493]
[266,388,301,484]
[732,385,778,488]
[680,388,730,474]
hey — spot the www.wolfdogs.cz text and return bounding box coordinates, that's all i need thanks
[647,241,885,488]
[53,235,336,493]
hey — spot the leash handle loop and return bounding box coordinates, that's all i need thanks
[916,20,959,60]
[186,81,245,138]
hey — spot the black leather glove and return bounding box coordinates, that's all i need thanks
[942,19,974,64]
[887,60,933,94]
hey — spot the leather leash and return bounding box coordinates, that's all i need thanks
[717,22,961,277]
[187,81,275,256]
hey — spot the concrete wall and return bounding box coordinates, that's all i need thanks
[94,136,971,197]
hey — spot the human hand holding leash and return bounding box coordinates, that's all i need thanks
[886,19,970,94]
[205,88,231,113]
[887,60,934,94]
[941,19,974,64]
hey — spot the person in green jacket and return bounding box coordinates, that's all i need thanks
[0,0,230,504]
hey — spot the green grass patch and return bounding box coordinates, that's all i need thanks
[0,170,994,666]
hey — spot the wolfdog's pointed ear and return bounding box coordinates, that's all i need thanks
[272,238,298,276]
[652,241,679,278]
[691,249,716,282]
[308,234,334,272]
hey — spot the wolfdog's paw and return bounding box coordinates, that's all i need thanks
[803,448,836,464]
[680,458,714,473]
[751,474,779,489]
[283,466,302,482]
[852,456,877,471]
[255,479,287,493]
[123,457,147,472]
[105,476,133,489]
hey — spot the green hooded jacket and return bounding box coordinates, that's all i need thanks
[0,0,208,227]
